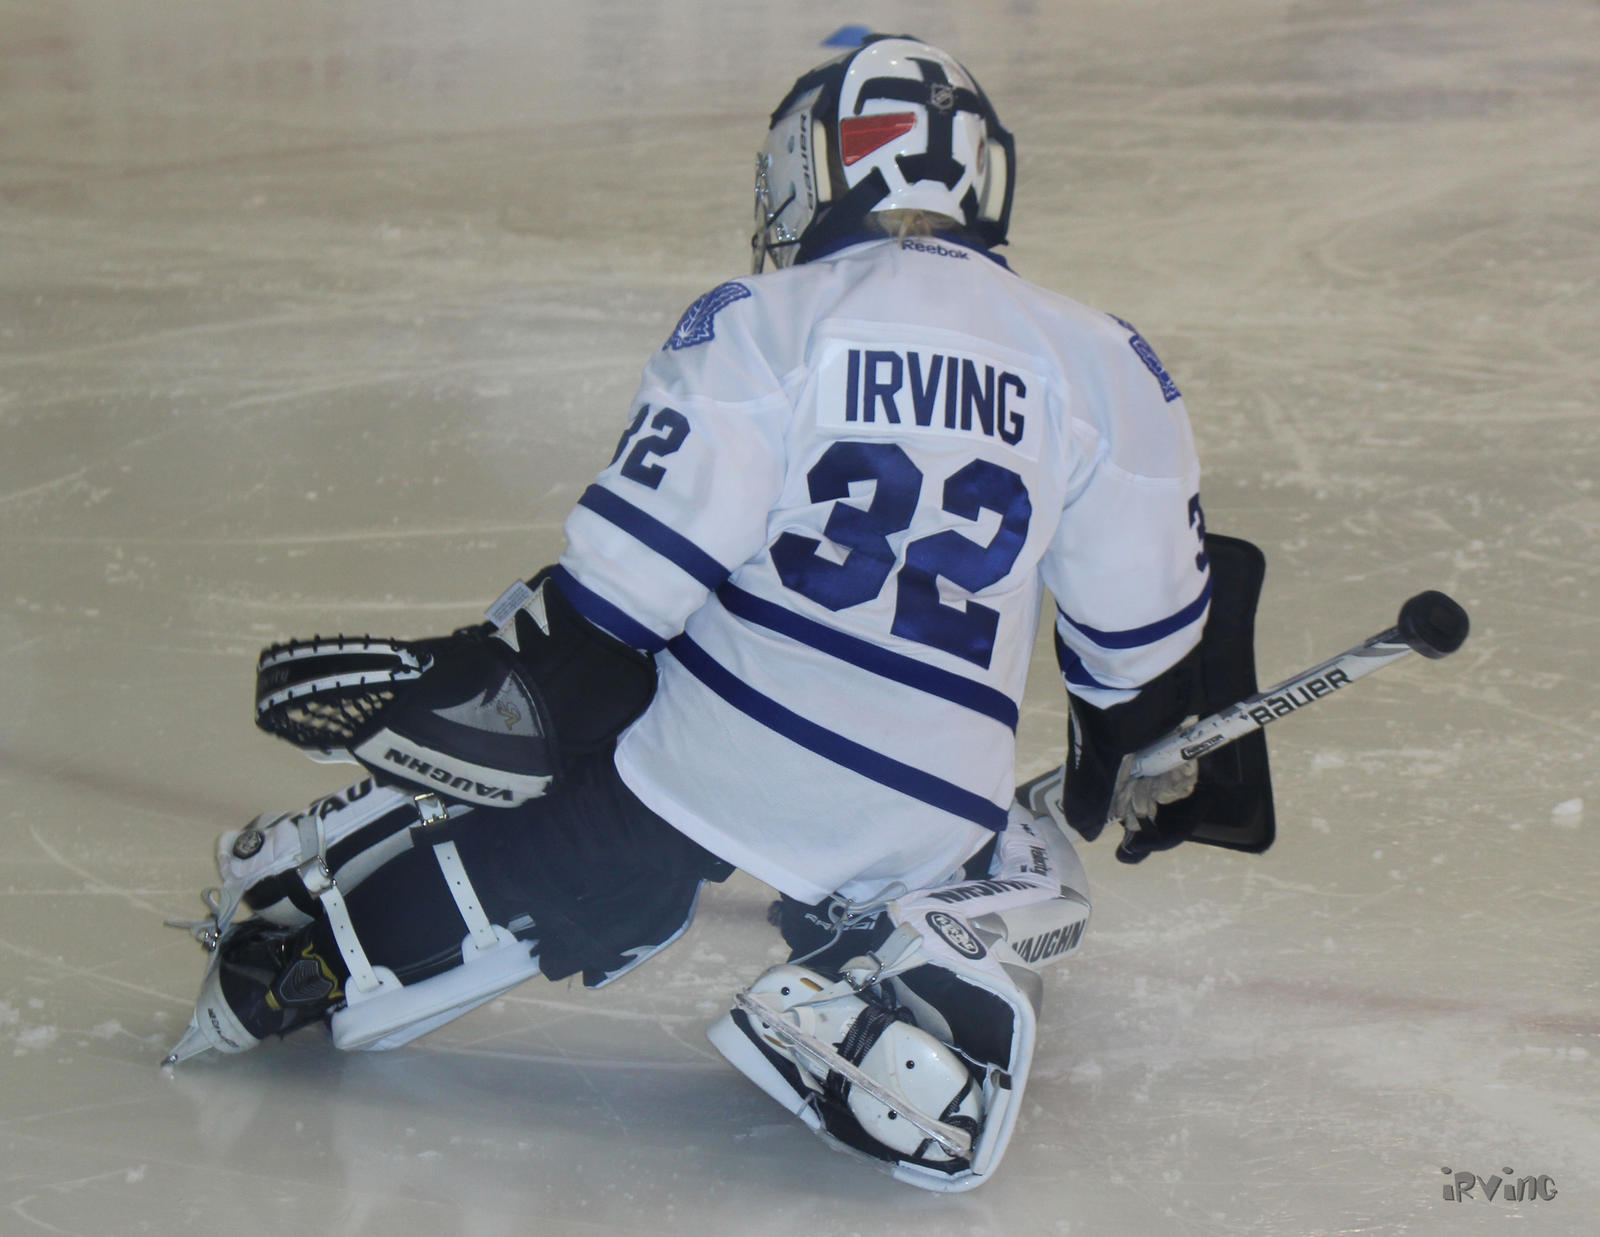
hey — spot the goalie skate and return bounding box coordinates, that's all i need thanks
[165,920,343,1065]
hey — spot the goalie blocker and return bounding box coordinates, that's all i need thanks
[1056,533,1275,862]
[253,568,656,808]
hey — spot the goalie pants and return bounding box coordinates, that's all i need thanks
[309,745,733,989]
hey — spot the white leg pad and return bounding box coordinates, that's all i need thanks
[203,779,429,937]
[710,802,1090,1193]
[330,925,541,1051]
[874,924,1035,1192]
[711,920,1031,1193]
[710,977,985,1188]
[722,968,982,1162]
[898,803,1092,977]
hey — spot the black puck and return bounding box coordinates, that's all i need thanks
[1397,591,1470,659]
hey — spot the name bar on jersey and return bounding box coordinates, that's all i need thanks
[820,342,1043,460]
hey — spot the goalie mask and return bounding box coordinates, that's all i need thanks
[752,35,1016,272]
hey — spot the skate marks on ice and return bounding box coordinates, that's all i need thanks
[4,0,1599,1233]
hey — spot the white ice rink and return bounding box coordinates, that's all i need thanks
[3,1,1596,1233]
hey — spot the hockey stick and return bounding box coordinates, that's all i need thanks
[1018,590,1470,812]
[1128,589,1469,778]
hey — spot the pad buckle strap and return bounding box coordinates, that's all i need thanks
[289,809,382,994]
[407,791,500,954]
[432,839,500,953]
[318,880,382,995]
[292,811,325,877]
[293,810,338,902]
[297,856,333,898]
[409,791,452,838]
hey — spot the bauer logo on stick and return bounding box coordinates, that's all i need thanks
[1244,668,1353,727]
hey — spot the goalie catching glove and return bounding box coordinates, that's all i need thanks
[253,569,656,808]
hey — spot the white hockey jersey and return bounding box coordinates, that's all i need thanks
[558,234,1209,903]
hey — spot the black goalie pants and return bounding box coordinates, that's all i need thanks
[309,745,733,989]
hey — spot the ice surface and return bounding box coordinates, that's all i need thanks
[2,1,1596,1233]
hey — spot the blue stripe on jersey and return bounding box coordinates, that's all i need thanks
[1056,576,1213,650]
[668,634,1010,833]
[577,485,730,591]
[550,565,668,654]
[1054,630,1117,691]
[716,583,1019,731]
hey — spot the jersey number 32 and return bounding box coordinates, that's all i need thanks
[771,440,1031,669]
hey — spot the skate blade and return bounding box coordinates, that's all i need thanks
[162,1016,217,1067]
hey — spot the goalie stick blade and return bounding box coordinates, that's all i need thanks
[1396,590,1469,659]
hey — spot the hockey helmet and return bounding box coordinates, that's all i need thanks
[752,35,1016,272]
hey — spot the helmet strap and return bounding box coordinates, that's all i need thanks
[793,167,890,265]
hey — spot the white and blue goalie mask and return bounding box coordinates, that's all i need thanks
[752,35,1016,272]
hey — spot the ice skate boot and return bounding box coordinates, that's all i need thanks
[165,919,344,1065]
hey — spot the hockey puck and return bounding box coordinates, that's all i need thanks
[1397,590,1469,659]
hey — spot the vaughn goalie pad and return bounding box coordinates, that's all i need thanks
[710,919,1035,1192]
[254,570,656,808]
[1161,533,1275,854]
[710,806,1081,1192]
